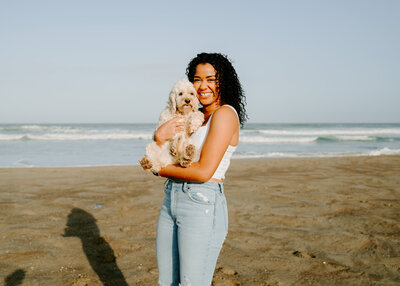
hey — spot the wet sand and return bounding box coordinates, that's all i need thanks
[1,155,400,285]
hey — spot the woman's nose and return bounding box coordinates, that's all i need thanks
[199,80,207,90]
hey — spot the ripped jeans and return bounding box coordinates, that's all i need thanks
[156,180,228,286]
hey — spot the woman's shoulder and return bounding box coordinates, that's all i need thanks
[210,105,239,126]
[214,105,238,119]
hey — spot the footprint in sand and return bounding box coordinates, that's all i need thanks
[148,267,158,275]
[292,250,316,258]
[221,267,237,275]
[213,280,239,286]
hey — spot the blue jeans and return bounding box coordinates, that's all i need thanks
[156,180,228,286]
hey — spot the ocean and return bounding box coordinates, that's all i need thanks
[1,123,400,167]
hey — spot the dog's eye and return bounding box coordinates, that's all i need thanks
[178,92,183,96]
[190,92,194,95]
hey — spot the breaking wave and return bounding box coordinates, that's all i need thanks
[258,128,400,136]
[0,133,153,141]
[239,135,399,144]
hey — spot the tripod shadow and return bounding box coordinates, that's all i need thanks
[63,208,128,286]
[4,269,25,286]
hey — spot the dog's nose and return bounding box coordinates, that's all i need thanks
[185,99,191,104]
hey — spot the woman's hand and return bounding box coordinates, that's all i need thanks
[154,117,185,146]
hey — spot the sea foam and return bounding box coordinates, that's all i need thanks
[0,133,153,141]
[368,147,400,156]
[240,136,317,144]
[258,128,400,136]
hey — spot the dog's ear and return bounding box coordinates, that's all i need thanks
[192,90,199,111]
[168,89,177,113]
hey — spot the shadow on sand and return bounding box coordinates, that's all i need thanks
[4,269,25,286]
[63,208,128,286]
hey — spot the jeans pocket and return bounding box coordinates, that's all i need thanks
[185,187,216,205]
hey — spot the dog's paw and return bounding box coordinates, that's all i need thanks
[180,144,195,167]
[139,157,152,170]
[170,145,177,157]
[185,144,195,158]
[180,158,192,168]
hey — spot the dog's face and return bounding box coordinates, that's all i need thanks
[168,78,199,115]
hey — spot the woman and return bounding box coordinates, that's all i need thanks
[154,53,247,286]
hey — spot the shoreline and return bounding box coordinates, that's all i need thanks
[1,155,400,285]
[2,153,400,170]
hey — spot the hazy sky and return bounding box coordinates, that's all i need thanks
[1,0,399,124]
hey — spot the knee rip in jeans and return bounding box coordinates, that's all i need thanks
[183,275,191,286]
[158,280,179,286]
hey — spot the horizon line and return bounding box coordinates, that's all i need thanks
[1,121,400,125]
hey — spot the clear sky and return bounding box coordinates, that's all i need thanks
[1,0,399,124]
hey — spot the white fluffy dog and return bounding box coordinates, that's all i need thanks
[139,78,204,173]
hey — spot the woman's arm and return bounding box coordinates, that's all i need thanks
[158,106,239,182]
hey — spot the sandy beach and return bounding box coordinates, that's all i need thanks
[1,155,400,285]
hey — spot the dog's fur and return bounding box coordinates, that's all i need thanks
[139,78,204,173]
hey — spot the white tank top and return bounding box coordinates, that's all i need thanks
[191,105,239,180]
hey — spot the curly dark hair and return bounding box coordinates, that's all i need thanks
[186,53,248,127]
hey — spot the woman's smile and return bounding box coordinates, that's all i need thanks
[198,92,213,99]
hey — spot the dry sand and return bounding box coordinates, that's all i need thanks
[1,155,400,285]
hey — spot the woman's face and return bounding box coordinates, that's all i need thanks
[193,63,220,107]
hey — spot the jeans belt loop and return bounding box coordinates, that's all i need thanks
[218,183,223,194]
